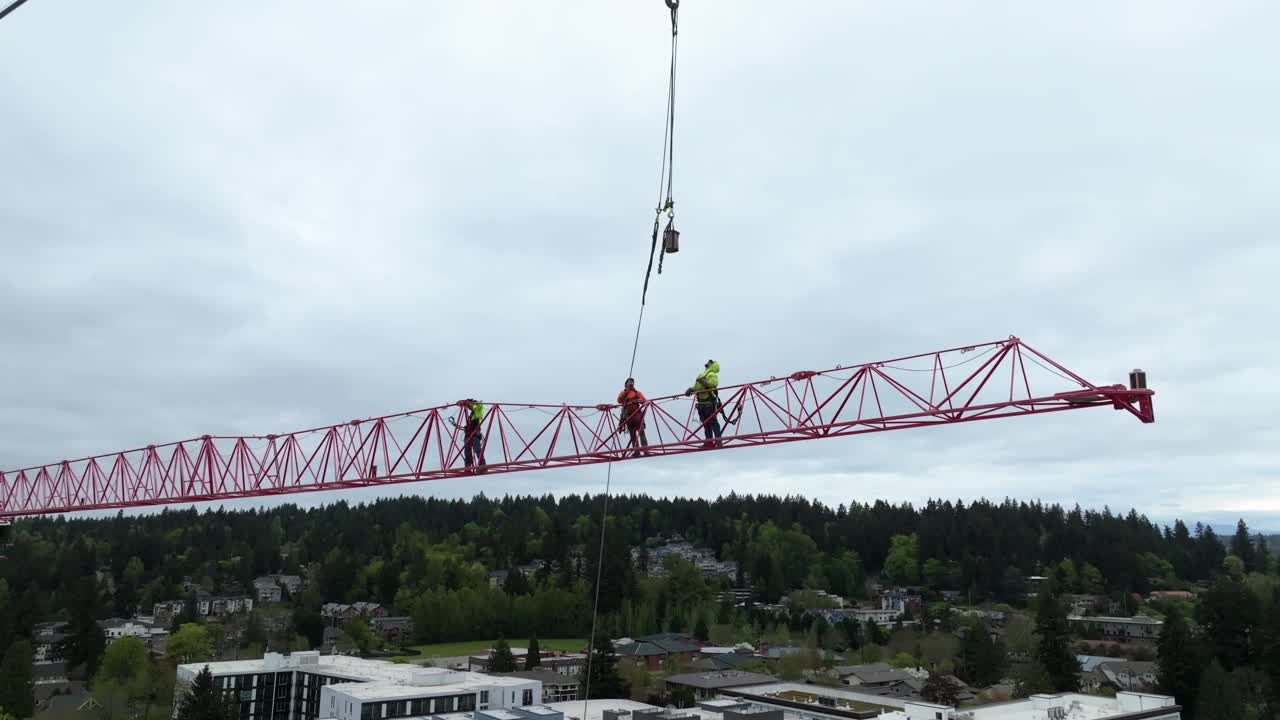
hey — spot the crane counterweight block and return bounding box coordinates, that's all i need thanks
[0,337,1155,518]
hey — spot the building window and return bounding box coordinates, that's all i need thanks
[457,695,476,712]
[360,704,374,720]
[432,698,451,714]
[411,700,428,716]
[522,690,533,706]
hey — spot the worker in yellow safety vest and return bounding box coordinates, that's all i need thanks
[461,399,487,471]
[685,360,723,447]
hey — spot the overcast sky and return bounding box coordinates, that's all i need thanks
[2,1,1277,531]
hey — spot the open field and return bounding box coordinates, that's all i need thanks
[388,638,587,662]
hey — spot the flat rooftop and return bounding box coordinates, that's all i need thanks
[1068,615,1163,625]
[181,653,532,695]
[877,692,1177,719]
[664,672,776,690]
[727,682,906,711]
[544,700,660,720]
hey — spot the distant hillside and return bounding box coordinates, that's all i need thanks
[1268,534,1280,553]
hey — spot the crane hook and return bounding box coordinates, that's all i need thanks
[665,0,679,8]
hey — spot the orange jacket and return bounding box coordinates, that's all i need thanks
[617,388,647,417]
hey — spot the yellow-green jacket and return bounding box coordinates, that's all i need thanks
[688,362,720,403]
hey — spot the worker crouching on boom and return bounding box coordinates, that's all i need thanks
[686,360,723,448]
[617,378,650,458]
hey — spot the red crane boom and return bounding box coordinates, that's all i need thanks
[0,337,1154,518]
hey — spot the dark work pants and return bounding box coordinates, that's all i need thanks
[696,402,722,440]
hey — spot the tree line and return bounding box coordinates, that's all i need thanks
[1,493,1277,716]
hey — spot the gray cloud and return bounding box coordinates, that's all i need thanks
[2,0,1277,530]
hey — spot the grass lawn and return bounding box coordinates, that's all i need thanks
[388,638,587,663]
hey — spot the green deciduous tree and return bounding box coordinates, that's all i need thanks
[923,558,946,591]
[348,618,375,655]
[97,636,148,686]
[167,624,213,664]
[883,534,920,586]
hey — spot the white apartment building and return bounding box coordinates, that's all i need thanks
[176,651,540,720]
[1068,615,1163,641]
[878,692,1179,720]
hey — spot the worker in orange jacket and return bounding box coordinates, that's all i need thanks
[616,378,650,458]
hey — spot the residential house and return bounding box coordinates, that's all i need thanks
[154,595,254,626]
[1065,594,1107,616]
[719,588,754,605]
[488,570,510,588]
[198,595,254,618]
[153,600,186,628]
[371,617,415,645]
[33,661,68,686]
[488,669,579,703]
[469,650,587,676]
[254,577,283,603]
[636,539,738,578]
[879,589,922,618]
[833,663,923,699]
[1069,615,1163,641]
[1092,662,1159,692]
[253,575,303,602]
[1148,591,1194,602]
[321,602,389,628]
[614,633,702,671]
[100,617,170,655]
[33,621,69,663]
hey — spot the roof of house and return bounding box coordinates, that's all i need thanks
[634,632,701,652]
[663,671,776,689]
[1098,661,1158,684]
[856,670,915,686]
[616,641,666,658]
[705,653,760,671]
[1068,615,1163,625]
[833,662,892,676]
[33,661,68,680]
[490,669,578,685]
[1076,655,1127,673]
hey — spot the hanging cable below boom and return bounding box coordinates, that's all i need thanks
[641,0,681,306]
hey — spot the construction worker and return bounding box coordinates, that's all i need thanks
[616,378,650,458]
[461,399,487,471]
[685,359,723,447]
